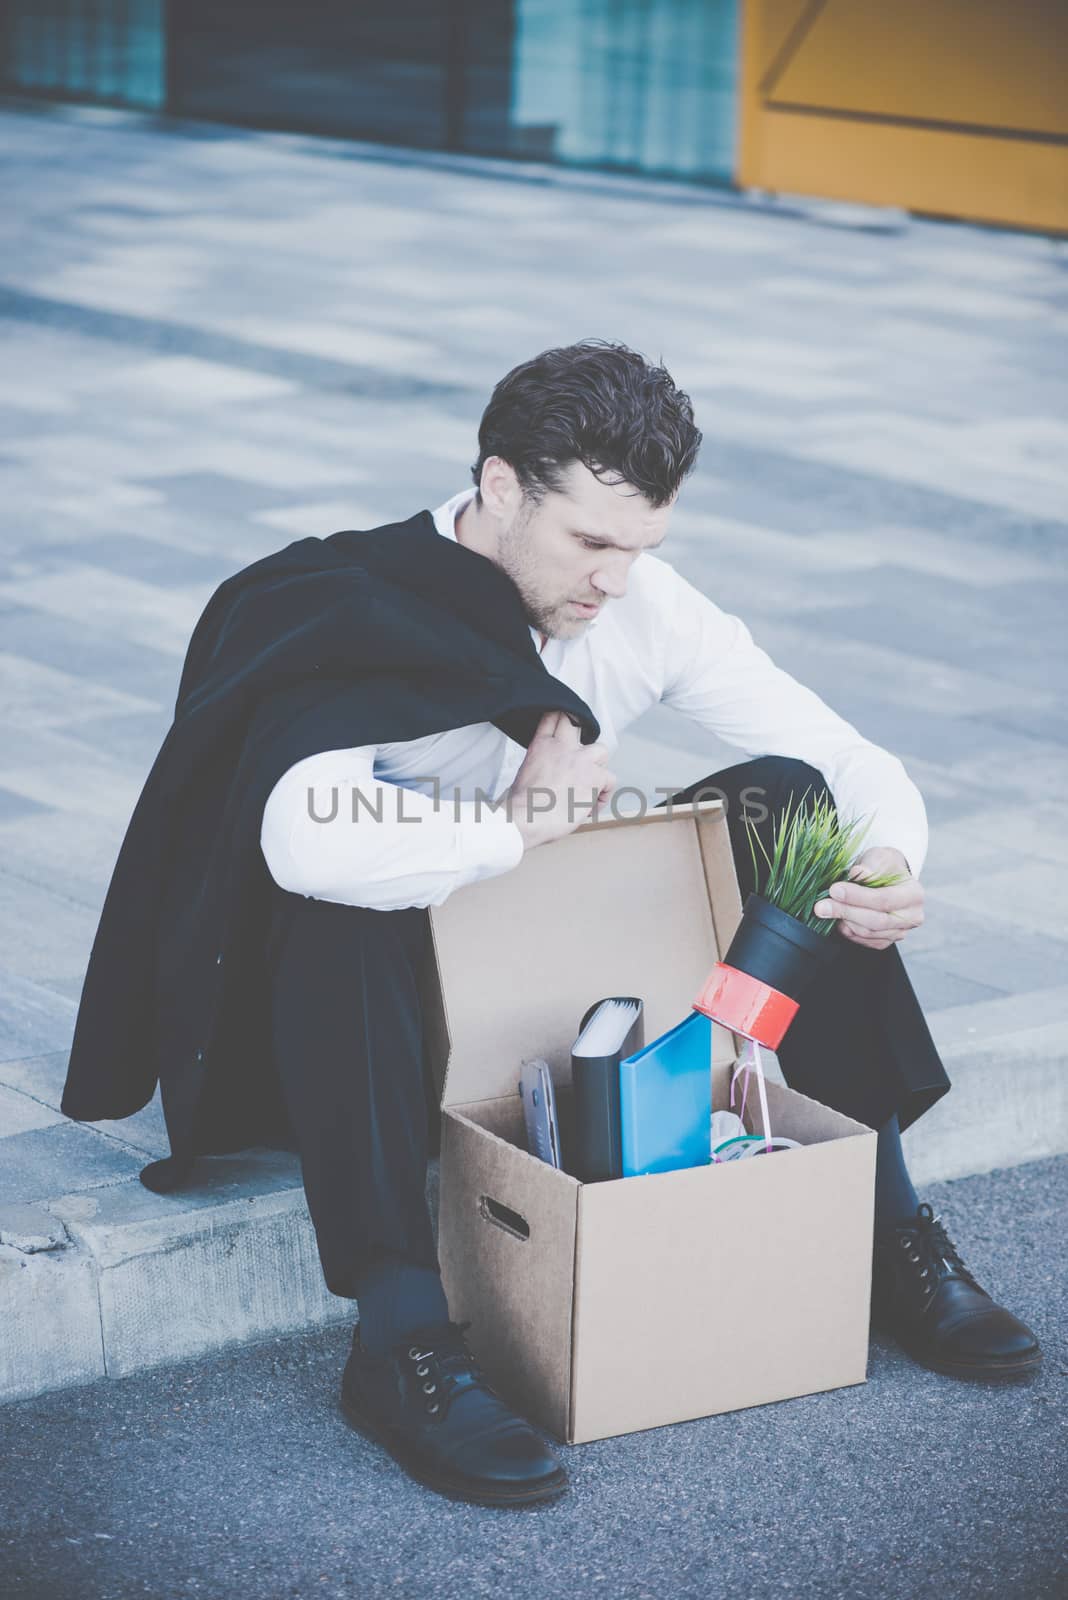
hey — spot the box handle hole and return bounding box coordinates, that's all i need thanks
[479,1195,530,1241]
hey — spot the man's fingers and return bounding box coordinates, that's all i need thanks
[839,922,901,950]
[532,711,563,743]
[577,768,616,806]
[554,714,583,746]
[829,879,915,914]
[815,890,921,932]
[818,901,914,935]
[817,875,924,936]
[533,711,583,748]
[592,771,617,817]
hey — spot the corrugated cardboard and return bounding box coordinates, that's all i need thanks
[430,801,877,1444]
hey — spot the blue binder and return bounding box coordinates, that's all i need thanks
[619,1010,713,1177]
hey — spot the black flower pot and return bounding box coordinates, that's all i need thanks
[726,893,842,998]
[693,893,842,1048]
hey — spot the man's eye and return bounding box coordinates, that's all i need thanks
[581,538,604,550]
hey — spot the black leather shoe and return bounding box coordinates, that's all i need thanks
[872,1202,1041,1379]
[340,1319,568,1507]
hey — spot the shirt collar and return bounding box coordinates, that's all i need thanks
[431,487,477,542]
[429,489,602,643]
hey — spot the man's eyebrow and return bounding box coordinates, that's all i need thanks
[572,530,666,551]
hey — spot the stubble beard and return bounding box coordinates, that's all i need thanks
[498,512,583,640]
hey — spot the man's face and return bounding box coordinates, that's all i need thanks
[493,460,674,640]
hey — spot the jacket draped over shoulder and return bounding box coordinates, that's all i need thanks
[60,512,599,1189]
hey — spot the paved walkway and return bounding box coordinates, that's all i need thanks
[2,1156,1064,1600]
[0,100,1066,1402]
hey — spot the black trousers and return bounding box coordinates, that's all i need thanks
[265,755,950,1299]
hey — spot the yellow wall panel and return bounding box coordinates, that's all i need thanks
[752,113,1068,234]
[756,0,815,78]
[739,0,1068,233]
[770,1,1068,137]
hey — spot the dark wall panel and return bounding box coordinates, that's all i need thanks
[168,1,455,148]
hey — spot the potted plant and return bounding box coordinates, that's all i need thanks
[693,787,907,1049]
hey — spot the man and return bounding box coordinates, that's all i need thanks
[63,340,1040,1512]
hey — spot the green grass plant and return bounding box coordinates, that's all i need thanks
[743,788,907,937]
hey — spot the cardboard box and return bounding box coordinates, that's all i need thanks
[428,800,877,1445]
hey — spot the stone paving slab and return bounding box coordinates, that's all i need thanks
[0,101,1066,1404]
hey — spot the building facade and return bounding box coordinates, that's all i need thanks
[1,1,1065,232]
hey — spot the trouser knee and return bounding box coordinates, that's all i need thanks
[668,757,833,831]
[735,756,835,831]
[665,756,834,904]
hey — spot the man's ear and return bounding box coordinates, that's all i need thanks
[479,456,522,521]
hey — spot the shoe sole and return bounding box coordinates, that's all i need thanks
[895,1343,1043,1380]
[872,1319,1043,1380]
[339,1391,570,1508]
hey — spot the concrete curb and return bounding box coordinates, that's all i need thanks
[1,1151,439,1406]
[1,1153,354,1403]
[904,989,1068,1185]
[3,992,1065,1406]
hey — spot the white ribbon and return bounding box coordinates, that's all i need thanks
[729,1035,773,1154]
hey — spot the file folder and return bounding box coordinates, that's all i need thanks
[619,1009,713,1177]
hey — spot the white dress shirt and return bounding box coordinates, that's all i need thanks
[260,488,928,910]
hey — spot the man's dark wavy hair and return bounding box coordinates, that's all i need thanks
[471,339,702,509]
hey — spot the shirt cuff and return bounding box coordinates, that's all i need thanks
[451,807,525,889]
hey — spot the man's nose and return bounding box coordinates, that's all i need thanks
[590,559,631,599]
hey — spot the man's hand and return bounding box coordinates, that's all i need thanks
[813,846,924,950]
[507,711,615,852]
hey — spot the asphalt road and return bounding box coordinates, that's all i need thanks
[1,1156,1064,1600]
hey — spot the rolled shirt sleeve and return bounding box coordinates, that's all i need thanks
[260,745,526,911]
[655,562,928,879]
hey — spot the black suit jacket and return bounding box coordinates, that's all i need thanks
[60,511,599,1186]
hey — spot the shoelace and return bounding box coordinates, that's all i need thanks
[897,1202,982,1301]
[403,1320,492,1418]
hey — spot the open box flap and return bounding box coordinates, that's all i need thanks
[427,801,744,1110]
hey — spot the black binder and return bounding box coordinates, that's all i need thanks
[570,997,645,1183]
